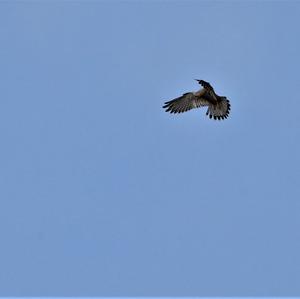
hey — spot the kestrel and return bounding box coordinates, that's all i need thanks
[163,80,231,120]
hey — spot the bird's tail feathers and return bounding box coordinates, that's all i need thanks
[206,98,231,120]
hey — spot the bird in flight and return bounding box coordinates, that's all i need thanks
[163,80,231,120]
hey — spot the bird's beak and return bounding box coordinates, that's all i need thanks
[194,79,200,83]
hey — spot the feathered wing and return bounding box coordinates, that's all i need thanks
[198,80,214,92]
[206,98,231,120]
[163,92,210,114]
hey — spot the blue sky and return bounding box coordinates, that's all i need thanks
[0,0,300,296]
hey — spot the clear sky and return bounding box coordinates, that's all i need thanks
[0,0,299,296]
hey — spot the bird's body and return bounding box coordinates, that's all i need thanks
[163,80,231,120]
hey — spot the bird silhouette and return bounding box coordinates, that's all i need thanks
[163,80,231,120]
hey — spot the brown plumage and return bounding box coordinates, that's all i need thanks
[163,80,231,120]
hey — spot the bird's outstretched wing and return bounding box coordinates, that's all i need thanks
[198,80,214,92]
[163,92,210,114]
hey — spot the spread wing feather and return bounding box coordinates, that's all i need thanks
[163,92,210,114]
